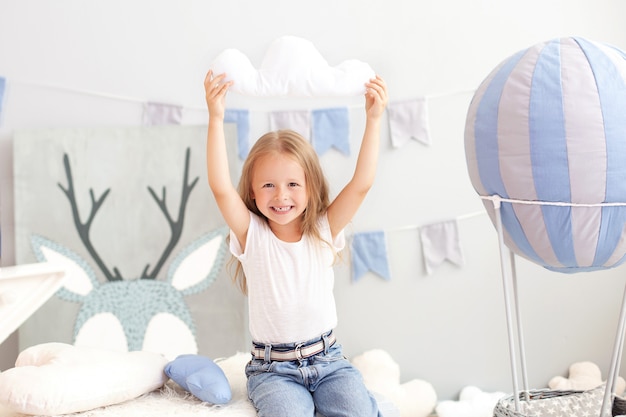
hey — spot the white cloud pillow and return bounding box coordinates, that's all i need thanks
[210,36,375,97]
[0,343,168,415]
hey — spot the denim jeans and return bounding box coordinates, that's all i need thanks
[246,338,381,417]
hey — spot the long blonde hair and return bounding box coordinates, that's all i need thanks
[231,130,331,294]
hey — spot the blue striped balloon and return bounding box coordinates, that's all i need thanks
[465,37,626,273]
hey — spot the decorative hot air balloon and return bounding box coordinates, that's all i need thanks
[465,37,626,273]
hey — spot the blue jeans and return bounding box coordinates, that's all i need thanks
[245,337,381,417]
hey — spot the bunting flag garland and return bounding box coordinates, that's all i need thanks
[2,76,482,280]
[350,231,392,282]
[224,109,251,160]
[311,107,350,156]
[387,98,431,147]
[7,76,476,158]
[348,212,481,281]
[269,110,311,139]
[142,101,183,126]
[419,219,465,275]
[0,76,6,125]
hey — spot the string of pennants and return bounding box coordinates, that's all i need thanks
[350,212,483,283]
[138,100,432,160]
[0,75,481,280]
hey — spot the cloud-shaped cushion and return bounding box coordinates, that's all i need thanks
[435,386,507,417]
[210,36,375,97]
[351,349,437,417]
[548,361,626,395]
[164,354,231,404]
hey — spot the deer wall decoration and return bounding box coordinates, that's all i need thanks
[31,147,228,360]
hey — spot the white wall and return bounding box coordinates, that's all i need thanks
[2,0,626,402]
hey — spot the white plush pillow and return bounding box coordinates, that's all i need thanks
[210,36,375,97]
[0,343,169,415]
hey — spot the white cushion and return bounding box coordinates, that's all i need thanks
[210,36,375,97]
[0,343,168,415]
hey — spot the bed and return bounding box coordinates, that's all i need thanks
[0,264,407,417]
[0,263,410,417]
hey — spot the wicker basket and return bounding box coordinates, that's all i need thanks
[493,386,611,417]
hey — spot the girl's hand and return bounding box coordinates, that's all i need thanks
[364,75,388,120]
[204,70,233,119]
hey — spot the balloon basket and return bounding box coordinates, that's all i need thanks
[493,386,612,417]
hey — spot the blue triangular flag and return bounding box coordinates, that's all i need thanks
[312,107,350,156]
[225,109,250,160]
[350,231,391,282]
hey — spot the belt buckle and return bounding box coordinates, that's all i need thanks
[294,342,305,360]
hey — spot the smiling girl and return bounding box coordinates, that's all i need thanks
[204,69,388,417]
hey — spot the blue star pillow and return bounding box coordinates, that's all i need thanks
[164,354,232,404]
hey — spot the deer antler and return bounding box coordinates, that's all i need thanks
[58,153,123,281]
[141,147,199,279]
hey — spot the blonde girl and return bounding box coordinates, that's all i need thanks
[205,69,388,417]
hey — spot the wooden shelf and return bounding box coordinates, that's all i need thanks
[0,263,66,345]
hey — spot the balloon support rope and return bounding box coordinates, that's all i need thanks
[480,194,626,207]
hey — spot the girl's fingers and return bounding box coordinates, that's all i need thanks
[205,72,232,99]
[366,76,387,97]
[205,71,228,89]
[364,76,388,117]
[217,81,232,96]
[366,86,387,105]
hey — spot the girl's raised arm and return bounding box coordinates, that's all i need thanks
[205,71,250,249]
[327,75,388,239]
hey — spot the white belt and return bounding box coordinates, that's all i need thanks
[252,332,336,361]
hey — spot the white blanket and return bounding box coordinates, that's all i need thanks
[0,382,256,417]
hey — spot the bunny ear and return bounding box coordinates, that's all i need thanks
[167,227,229,295]
[30,235,98,302]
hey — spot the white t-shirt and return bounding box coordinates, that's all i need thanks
[230,212,345,344]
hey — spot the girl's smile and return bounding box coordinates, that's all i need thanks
[271,205,294,213]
